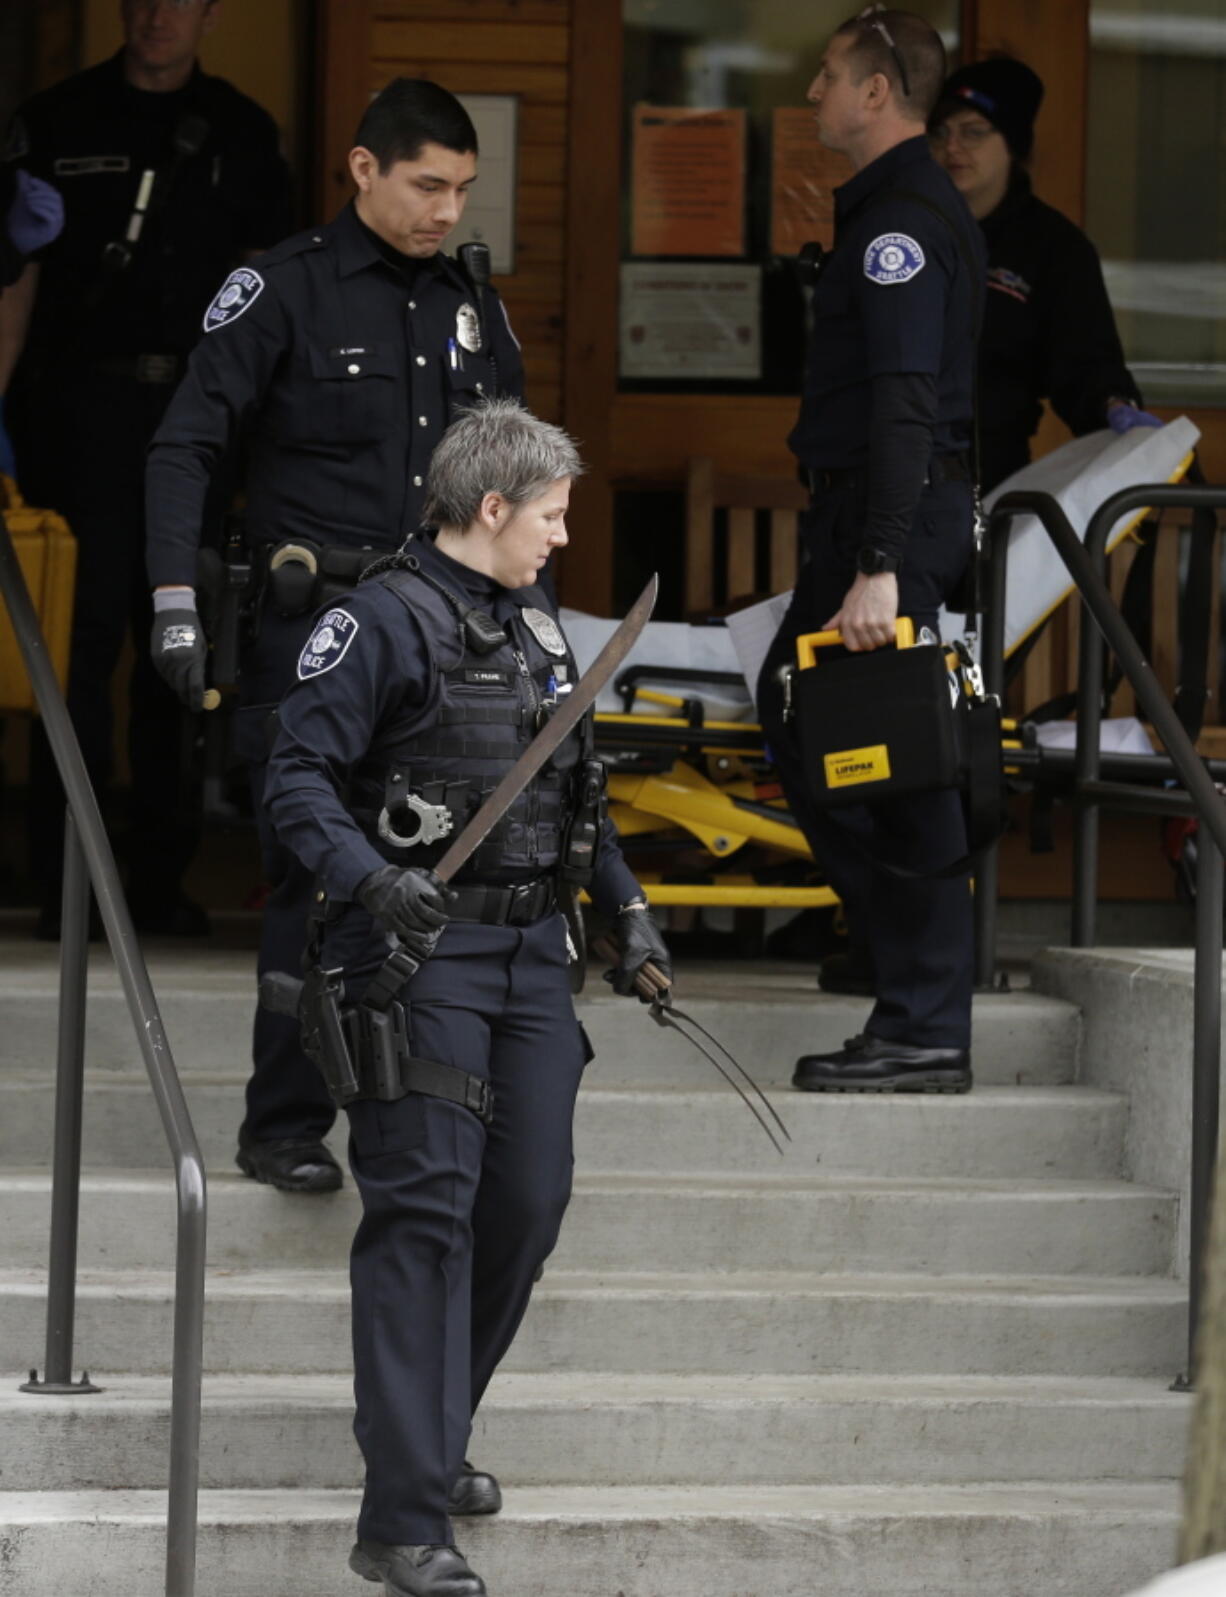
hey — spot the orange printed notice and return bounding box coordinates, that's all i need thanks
[770,107,853,257]
[631,105,746,258]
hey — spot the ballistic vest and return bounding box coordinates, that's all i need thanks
[347,566,583,883]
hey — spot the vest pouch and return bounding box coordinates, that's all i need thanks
[559,757,607,885]
[791,623,963,808]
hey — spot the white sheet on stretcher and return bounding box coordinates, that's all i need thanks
[560,610,750,718]
[939,415,1200,654]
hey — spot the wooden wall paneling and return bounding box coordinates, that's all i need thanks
[560,0,622,615]
[1151,512,1181,699]
[316,0,373,222]
[371,3,572,424]
[967,0,1090,223]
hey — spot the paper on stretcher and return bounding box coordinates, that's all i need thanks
[939,415,1200,654]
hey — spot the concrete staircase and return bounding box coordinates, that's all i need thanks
[0,949,1190,1596]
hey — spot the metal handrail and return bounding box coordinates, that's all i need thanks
[976,484,1226,1385]
[0,519,206,1596]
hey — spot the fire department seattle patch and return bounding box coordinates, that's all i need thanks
[297,609,360,679]
[863,233,925,285]
[203,267,265,333]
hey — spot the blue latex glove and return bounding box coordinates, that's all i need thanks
[1108,401,1163,435]
[7,169,64,255]
[0,396,15,481]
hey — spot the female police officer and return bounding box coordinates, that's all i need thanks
[262,399,670,1597]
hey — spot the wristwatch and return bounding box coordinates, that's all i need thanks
[856,545,902,576]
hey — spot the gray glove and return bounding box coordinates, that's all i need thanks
[608,905,672,1001]
[357,865,451,961]
[150,607,207,712]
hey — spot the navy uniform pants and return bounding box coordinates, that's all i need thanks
[344,913,586,1545]
[756,477,975,1049]
[238,607,339,1145]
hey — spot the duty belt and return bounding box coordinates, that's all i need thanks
[808,453,972,495]
[448,878,556,926]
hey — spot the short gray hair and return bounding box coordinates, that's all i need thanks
[423,399,585,529]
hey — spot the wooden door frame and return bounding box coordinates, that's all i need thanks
[314,0,372,223]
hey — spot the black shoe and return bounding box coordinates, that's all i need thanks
[447,1460,502,1516]
[817,949,875,997]
[793,1033,971,1094]
[349,1540,487,1596]
[236,1137,343,1193]
[128,892,212,937]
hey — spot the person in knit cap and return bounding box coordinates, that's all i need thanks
[930,55,1159,490]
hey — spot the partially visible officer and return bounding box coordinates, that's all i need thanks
[263,400,670,1597]
[757,7,984,1094]
[930,56,1160,491]
[146,79,525,1196]
[0,167,63,299]
[0,0,291,937]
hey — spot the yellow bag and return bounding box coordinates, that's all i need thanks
[0,474,76,713]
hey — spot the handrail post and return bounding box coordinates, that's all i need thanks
[1179,825,1224,1389]
[20,810,100,1397]
[1070,537,1107,948]
[973,511,1010,988]
[0,519,206,1595]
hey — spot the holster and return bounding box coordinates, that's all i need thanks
[262,538,375,619]
[558,757,607,887]
[293,964,494,1123]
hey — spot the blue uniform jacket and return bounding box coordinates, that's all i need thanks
[789,135,984,472]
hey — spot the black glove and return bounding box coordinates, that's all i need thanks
[608,905,672,1001]
[357,865,451,960]
[150,607,207,712]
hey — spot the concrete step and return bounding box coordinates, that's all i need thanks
[0,1169,1178,1278]
[0,958,1081,1087]
[0,1482,1179,1597]
[0,1268,1187,1378]
[0,1079,1130,1179]
[0,1372,1191,1492]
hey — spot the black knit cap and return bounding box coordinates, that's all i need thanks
[932,57,1044,161]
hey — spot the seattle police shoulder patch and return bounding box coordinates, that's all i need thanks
[297,609,360,680]
[203,267,265,333]
[863,233,925,285]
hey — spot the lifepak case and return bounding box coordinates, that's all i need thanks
[0,474,76,713]
[787,619,1005,868]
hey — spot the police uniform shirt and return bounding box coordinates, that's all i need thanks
[263,536,639,914]
[977,170,1141,490]
[7,52,291,362]
[789,135,984,473]
[146,202,525,588]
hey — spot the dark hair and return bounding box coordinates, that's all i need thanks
[354,78,478,172]
[835,9,947,120]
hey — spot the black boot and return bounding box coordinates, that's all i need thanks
[793,1033,971,1094]
[349,1540,487,1596]
[447,1461,502,1515]
[235,1137,343,1193]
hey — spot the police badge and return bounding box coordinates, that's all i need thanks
[521,608,567,658]
[456,302,482,354]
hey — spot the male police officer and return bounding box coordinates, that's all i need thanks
[145,79,524,1198]
[0,0,291,937]
[263,401,670,1597]
[757,8,985,1093]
